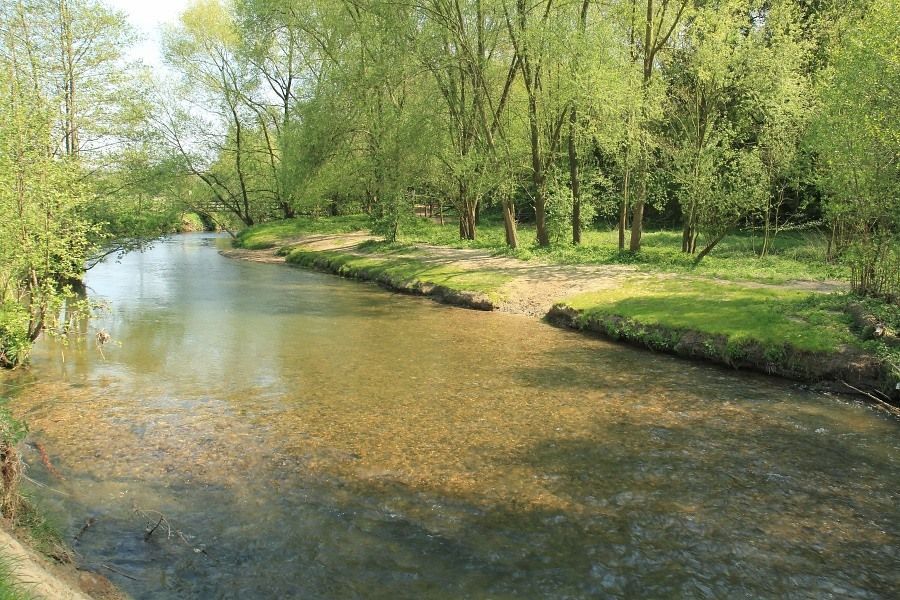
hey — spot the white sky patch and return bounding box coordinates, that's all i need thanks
[104,0,190,72]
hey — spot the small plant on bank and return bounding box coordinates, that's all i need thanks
[0,399,26,521]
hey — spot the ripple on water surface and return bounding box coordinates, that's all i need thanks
[7,234,899,598]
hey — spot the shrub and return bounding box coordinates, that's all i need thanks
[0,304,30,369]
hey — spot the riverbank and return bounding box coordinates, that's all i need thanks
[0,524,122,600]
[228,222,900,404]
[0,388,125,600]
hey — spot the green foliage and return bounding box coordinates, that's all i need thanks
[0,57,98,361]
[808,0,900,299]
[0,307,30,369]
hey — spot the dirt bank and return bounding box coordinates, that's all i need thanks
[0,524,123,600]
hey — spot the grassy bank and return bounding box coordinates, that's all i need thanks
[550,280,899,398]
[237,215,847,284]
[284,242,510,307]
[237,215,368,250]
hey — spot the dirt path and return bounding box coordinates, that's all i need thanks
[222,233,845,318]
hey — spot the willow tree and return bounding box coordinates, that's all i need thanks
[504,0,589,247]
[162,0,272,227]
[623,0,691,252]
[414,0,522,245]
[233,0,337,218]
[809,0,899,298]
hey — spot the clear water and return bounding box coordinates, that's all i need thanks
[7,234,899,598]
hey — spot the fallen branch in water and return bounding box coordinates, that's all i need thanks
[29,441,64,480]
[132,504,211,559]
[144,516,164,541]
[98,563,142,581]
[841,380,900,416]
[73,517,97,545]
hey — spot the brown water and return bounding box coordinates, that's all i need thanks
[5,234,899,598]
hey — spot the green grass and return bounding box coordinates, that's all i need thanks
[14,498,69,563]
[398,218,847,284]
[563,279,859,354]
[285,245,511,301]
[237,215,847,284]
[0,557,31,600]
[236,215,369,250]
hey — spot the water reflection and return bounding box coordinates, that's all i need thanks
[7,234,899,598]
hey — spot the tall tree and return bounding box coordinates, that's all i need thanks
[415,0,522,245]
[624,0,690,252]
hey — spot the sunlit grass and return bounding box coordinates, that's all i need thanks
[0,555,33,600]
[238,214,847,284]
[285,247,511,301]
[563,279,859,354]
[236,215,369,250]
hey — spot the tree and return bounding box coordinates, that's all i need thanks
[809,0,899,298]
[411,0,523,244]
[624,0,691,252]
[504,0,579,247]
[161,0,271,227]
[0,23,97,364]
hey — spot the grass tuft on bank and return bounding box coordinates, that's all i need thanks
[285,245,510,302]
[0,557,31,600]
[237,215,368,250]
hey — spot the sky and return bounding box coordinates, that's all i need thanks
[105,0,190,70]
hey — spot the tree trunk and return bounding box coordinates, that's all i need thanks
[229,101,253,226]
[619,167,629,251]
[525,69,549,247]
[535,184,549,247]
[696,231,728,261]
[682,217,696,254]
[568,106,581,245]
[629,174,645,252]
[60,0,77,157]
[463,199,477,240]
[502,199,519,249]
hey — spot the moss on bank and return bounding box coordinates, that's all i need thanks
[551,280,899,400]
[284,244,510,308]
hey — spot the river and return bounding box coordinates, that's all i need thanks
[7,233,899,598]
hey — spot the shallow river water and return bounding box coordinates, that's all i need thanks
[6,234,899,598]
